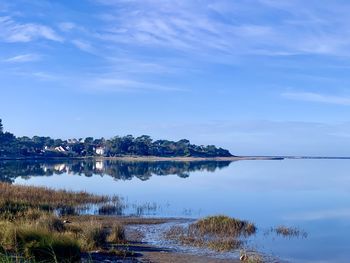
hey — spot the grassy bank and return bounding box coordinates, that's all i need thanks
[0,183,128,262]
[0,212,130,262]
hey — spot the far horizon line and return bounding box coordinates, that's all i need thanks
[242,155,350,159]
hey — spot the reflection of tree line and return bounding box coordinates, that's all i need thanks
[0,160,232,183]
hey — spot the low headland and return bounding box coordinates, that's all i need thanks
[0,119,232,160]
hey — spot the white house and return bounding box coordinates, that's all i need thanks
[95,147,105,155]
[54,146,67,152]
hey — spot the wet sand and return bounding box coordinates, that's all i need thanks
[142,251,240,263]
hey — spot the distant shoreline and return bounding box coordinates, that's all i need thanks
[1,155,350,161]
[0,155,283,161]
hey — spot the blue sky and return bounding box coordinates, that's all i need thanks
[1,0,350,156]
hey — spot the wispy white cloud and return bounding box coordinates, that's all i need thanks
[282,92,350,106]
[0,16,63,42]
[85,77,186,93]
[4,53,41,63]
[91,0,350,58]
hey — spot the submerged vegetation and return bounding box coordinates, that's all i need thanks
[274,226,308,238]
[164,215,256,252]
[0,119,232,159]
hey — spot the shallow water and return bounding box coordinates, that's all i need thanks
[1,159,350,262]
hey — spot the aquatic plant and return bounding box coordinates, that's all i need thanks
[274,226,307,238]
[191,215,256,237]
[98,204,122,215]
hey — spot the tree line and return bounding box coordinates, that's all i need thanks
[0,119,233,158]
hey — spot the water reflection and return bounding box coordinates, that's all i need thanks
[0,159,231,183]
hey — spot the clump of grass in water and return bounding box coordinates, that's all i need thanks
[98,204,123,215]
[164,215,256,252]
[274,226,307,238]
[192,215,256,237]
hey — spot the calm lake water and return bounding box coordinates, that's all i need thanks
[1,159,350,262]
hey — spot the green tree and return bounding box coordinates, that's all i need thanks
[0,119,3,133]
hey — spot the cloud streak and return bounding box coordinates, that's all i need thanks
[4,53,41,63]
[0,16,63,43]
[84,77,186,93]
[282,92,350,106]
[91,0,350,58]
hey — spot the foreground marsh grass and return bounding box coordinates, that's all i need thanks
[0,220,81,262]
[0,212,128,262]
[165,215,256,252]
[0,182,128,262]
